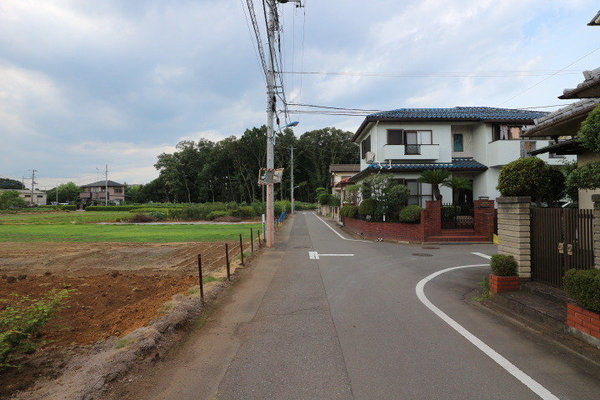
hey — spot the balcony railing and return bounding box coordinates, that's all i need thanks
[405,144,421,155]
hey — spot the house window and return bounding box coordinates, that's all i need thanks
[387,130,404,145]
[492,124,523,141]
[361,135,371,159]
[453,134,464,152]
[403,130,432,155]
[114,188,123,193]
[405,179,433,207]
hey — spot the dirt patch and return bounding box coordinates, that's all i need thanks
[0,240,250,399]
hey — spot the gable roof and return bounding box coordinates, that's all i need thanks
[559,67,600,99]
[589,10,600,26]
[81,180,124,188]
[523,98,600,138]
[353,106,547,141]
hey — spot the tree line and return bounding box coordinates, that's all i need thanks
[128,126,359,204]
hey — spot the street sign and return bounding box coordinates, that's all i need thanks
[258,168,284,185]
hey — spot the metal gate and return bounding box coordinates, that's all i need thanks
[531,208,595,286]
[441,203,474,229]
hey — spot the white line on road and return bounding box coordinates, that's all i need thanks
[471,252,492,260]
[319,254,354,257]
[312,213,370,243]
[416,265,560,400]
[308,251,319,259]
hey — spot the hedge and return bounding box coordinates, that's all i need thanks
[340,204,358,218]
[564,269,600,313]
[399,205,422,223]
[490,254,518,276]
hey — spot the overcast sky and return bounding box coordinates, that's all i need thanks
[1,0,599,188]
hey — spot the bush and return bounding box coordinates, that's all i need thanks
[149,211,168,221]
[340,204,358,218]
[0,289,72,370]
[275,200,291,214]
[231,206,256,219]
[129,213,156,223]
[295,202,318,210]
[317,192,332,206]
[564,269,600,313]
[0,191,26,209]
[579,104,600,153]
[566,162,600,196]
[497,158,564,203]
[490,254,518,277]
[37,205,77,211]
[358,198,377,217]
[399,205,422,223]
[328,195,341,207]
[207,210,230,220]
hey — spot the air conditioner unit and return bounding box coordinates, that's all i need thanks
[365,152,375,163]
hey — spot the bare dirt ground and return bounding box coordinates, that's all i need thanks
[0,240,246,398]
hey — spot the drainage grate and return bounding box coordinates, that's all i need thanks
[412,253,433,257]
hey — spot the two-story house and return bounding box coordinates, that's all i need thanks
[79,180,126,204]
[349,107,575,206]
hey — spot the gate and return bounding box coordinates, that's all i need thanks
[531,208,595,286]
[441,203,474,229]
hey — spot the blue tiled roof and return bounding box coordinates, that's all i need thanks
[349,158,487,182]
[367,106,547,121]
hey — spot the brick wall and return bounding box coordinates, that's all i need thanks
[473,199,496,242]
[423,201,441,239]
[343,217,425,242]
[497,196,531,279]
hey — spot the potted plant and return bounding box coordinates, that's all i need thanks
[489,254,520,294]
[563,269,600,342]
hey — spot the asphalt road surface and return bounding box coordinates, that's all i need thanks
[123,212,600,400]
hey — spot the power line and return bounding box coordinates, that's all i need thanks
[497,46,600,106]
[280,70,583,78]
[239,0,268,82]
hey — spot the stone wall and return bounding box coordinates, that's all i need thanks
[497,197,531,279]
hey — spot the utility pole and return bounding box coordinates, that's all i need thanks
[56,184,59,204]
[104,164,109,206]
[30,169,37,206]
[290,146,295,214]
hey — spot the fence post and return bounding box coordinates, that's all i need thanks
[197,254,204,303]
[250,228,254,253]
[239,233,244,266]
[258,230,261,247]
[225,243,231,281]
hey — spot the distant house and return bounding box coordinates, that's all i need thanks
[0,189,47,206]
[329,164,360,192]
[524,67,600,209]
[79,180,126,205]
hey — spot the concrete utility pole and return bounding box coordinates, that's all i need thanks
[30,169,37,206]
[104,164,109,206]
[290,146,295,214]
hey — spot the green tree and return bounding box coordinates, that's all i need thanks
[579,104,600,153]
[419,170,451,201]
[46,182,80,204]
[0,178,25,190]
[497,157,565,203]
[566,162,600,199]
[0,191,26,209]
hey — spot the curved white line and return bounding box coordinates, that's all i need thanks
[416,265,560,400]
[312,213,370,243]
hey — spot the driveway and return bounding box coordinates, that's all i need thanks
[120,212,600,400]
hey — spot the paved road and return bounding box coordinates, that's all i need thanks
[124,212,600,400]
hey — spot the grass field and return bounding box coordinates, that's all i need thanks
[0,222,262,242]
[0,211,133,224]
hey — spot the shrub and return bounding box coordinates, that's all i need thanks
[0,191,26,209]
[566,162,600,196]
[317,192,332,206]
[497,157,564,203]
[275,200,291,214]
[295,202,318,210]
[328,195,341,207]
[231,206,256,219]
[149,211,168,221]
[0,289,72,370]
[490,254,518,277]
[37,205,77,211]
[563,269,600,313]
[398,205,422,223]
[207,210,230,220]
[579,104,600,153]
[340,204,358,218]
[358,198,377,217]
[129,213,156,223]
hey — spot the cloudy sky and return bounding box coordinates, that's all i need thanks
[1,0,599,188]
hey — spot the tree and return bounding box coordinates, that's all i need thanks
[0,191,26,209]
[360,175,410,220]
[497,157,565,203]
[419,170,450,201]
[566,162,600,200]
[0,178,25,190]
[46,182,80,204]
[579,104,600,153]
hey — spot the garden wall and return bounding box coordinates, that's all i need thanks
[342,216,425,242]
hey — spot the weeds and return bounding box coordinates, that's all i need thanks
[473,276,491,302]
[0,289,73,370]
[115,338,132,349]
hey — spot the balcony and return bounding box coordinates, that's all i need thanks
[487,140,577,167]
[382,144,440,161]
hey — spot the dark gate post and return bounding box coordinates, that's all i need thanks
[225,243,231,281]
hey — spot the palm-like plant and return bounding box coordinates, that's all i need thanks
[418,170,450,201]
[442,177,472,191]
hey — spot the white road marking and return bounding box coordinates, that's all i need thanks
[312,213,370,243]
[308,251,354,259]
[416,265,560,400]
[471,252,492,260]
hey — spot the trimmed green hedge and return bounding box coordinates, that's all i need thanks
[564,269,600,313]
[399,205,422,223]
[490,254,518,277]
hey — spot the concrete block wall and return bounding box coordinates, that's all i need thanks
[497,197,532,279]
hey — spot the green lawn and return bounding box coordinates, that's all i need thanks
[0,211,133,225]
[0,223,262,243]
